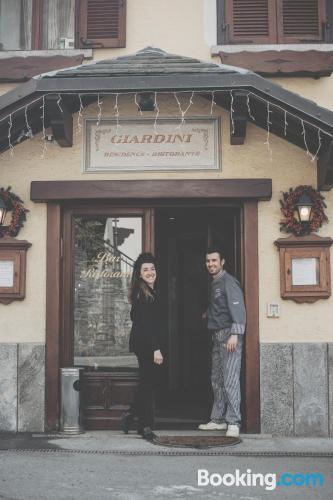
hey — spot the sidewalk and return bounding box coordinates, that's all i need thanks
[1,430,333,456]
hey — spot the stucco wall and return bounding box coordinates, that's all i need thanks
[0,94,332,343]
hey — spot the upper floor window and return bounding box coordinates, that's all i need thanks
[219,0,328,44]
[0,0,126,51]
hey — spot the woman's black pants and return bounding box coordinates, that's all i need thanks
[130,350,157,430]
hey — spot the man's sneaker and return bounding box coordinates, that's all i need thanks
[226,424,240,437]
[198,421,227,431]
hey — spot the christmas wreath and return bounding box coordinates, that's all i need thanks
[279,185,328,236]
[0,187,29,238]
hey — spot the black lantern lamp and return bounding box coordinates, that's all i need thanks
[294,192,314,223]
[0,198,7,227]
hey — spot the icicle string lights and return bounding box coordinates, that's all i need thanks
[174,91,194,128]
[8,114,14,157]
[311,129,322,162]
[114,93,120,135]
[301,120,310,157]
[1,90,331,162]
[40,95,47,159]
[153,92,160,133]
[264,101,273,160]
[24,105,33,138]
[134,93,143,116]
[77,94,83,132]
[284,110,288,137]
[230,90,235,136]
[246,93,255,122]
[96,93,103,126]
[210,91,216,115]
[57,94,63,113]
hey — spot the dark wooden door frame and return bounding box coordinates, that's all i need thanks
[39,180,269,432]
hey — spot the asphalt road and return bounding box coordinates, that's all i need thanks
[0,451,332,500]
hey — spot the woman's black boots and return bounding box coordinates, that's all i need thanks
[120,410,134,434]
[139,426,156,441]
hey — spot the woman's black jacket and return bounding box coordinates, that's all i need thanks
[129,289,164,354]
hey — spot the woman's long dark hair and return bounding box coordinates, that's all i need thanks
[129,252,157,303]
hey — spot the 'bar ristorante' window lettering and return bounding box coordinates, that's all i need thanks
[73,216,142,368]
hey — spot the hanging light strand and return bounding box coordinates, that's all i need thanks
[77,94,84,133]
[174,91,194,128]
[264,101,273,160]
[8,114,14,157]
[246,93,255,121]
[153,92,160,133]
[96,93,103,126]
[230,90,235,136]
[24,105,33,138]
[210,91,216,115]
[134,93,143,116]
[40,95,47,159]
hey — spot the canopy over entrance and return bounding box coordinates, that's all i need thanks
[1,46,333,189]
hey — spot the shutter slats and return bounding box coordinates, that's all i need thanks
[225,0,324,43]
[86,0,121,40]
[282,0,320,36]
[232,0,271,38]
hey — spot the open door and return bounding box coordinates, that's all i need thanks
[155,207,241,428]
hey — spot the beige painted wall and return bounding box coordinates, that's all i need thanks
[0,0,332,344]
[0,94,332,344]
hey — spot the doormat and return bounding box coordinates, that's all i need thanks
[153,435,241,449]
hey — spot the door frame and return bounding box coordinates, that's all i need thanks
[35,179,271,432]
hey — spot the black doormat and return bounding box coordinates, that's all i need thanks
[153,435,241,449]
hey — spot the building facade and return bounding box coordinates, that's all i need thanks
[0,0,333,436]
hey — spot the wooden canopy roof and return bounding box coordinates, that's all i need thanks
[1,47,333,189]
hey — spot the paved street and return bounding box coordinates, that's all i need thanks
[0,432,332,499]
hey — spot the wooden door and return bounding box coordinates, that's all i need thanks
[61,205,153,429]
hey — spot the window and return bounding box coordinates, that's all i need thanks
[0,0,33,50]
[0,0,126,51]
[220,0,327,44]
[73,215,142,368]
[78,0,126,49]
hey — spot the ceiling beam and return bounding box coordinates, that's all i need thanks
[45,95,73,147]
[230,90,248,145]
[318,141,333,190]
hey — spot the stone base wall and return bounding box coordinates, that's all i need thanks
[260,343,333,437]
[1,341,332,436]
[0,343,44,432]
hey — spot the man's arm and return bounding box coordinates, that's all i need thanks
[225,277,246,354]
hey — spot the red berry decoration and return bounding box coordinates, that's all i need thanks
[279,186,328,236]
[0,187,29,238]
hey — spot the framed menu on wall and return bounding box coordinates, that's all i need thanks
[0,237,31,304]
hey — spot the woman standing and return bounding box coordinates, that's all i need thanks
[121,252,164,440]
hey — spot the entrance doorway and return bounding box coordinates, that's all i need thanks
[155,207,242,428]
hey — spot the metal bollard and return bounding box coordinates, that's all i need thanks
[60,367,84,434]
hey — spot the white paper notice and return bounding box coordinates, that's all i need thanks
[291,258,318,286]
[0,260,14,287]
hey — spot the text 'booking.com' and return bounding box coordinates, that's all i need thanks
[197,469,324,491]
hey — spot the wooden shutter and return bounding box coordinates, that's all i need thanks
[277,0,326,43]
[225,0,277,43]
[78,0,126,48]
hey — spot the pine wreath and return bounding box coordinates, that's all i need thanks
[279,185,328,236]
[0,187,29,238]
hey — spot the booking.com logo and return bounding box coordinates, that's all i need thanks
[197,469,324,491]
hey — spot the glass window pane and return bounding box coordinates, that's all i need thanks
[74,216,142,369]
[0,0,32,50]
[42,0,75,49]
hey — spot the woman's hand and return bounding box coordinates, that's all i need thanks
[154,349,163,365]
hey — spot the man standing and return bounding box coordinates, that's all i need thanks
[199,247,246,438]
